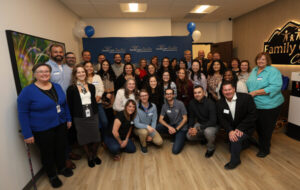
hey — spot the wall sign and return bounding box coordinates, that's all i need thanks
[264,21,300,65]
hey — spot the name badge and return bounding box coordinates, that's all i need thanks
[167,110,172,113]
[53,71,60,75]
[85,108,91,117]
[148,113,153,116]
[92,82,99,85]
[130,121,134,125]
[257,77,263,81]
[56,105,61,113]
[223,109,230,114]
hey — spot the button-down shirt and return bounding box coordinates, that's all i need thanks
[225,93,237,120]
[46,59,72,93]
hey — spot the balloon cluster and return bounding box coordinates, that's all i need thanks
[187,22,201,42]
[73,21,95,38]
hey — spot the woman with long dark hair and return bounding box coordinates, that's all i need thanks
[189,59,207,91]
[115,63,141,92]
[157,57,176,82]
[176,69,194,107]
[142,63,157,88]
[162,71,177,97]
[146,75,164,116]
[207,60,226,101]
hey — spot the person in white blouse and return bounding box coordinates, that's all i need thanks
[113,78,139,112]
[216,69,248,99]
[83,62,108,130]
[238,60,251,83]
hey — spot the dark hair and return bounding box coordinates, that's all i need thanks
[255,52,272,66]
[220,80,236,91]
[139,88,149,95]
[71,64,88,85]
[65,52,74,57]
[98,59,116,81]
[138,58,147,69]
[97,53,105,58]
[160,57,171,69]
[171,58,179,71]
[208,60,226,76]
[162,71,172,87]
[81,50,91,56]
[124,53,131,58]
[176,69,189,94]
[190,59,202,81]
[146,75,162,94]
[230,58,241,69]
[165,87,174,94]
[82,61,94,76]
[179,58,188,70]
[49,44,64,53]
[32,63,52,83]
[122,63,135,76]
[123,99,137,121]
[240,60,251,72]
[113,53,121,59]
[223,69,238,85]
[146,63,157,75]
[194,85,204,92]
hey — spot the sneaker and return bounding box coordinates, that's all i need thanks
[140,144,148,154]
[58,168,73,177]
[94,156,102,165]
[49,176,62,188]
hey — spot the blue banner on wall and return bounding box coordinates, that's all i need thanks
[82,36,192,65]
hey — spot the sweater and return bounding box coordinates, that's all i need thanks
[134,102,157,137]
[17,83,71,139]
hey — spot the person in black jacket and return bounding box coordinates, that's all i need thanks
[67,65,101,168]
[187,85,218,158]
[217,81,257,170]
[114,63,141,92]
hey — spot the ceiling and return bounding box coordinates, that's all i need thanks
[59,0,275,22]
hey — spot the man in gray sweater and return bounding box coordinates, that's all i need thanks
[134,89,163,153]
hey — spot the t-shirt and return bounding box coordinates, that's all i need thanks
[160,99,187,130]
[115,111,134,140]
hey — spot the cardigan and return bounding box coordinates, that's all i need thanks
[17,83,71,139]
[66,83,98,118]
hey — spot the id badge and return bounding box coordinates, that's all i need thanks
[56,105,61,113]
[257,77,263,81]
[223,109,230,114]
[85,108,91,117]
[167,110,172,114]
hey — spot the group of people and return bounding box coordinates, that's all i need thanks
[17,44,284,188]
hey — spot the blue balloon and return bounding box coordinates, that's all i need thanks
[187,22,196,34]
[85,25,95,38]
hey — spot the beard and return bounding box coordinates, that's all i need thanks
[52,55,63,62]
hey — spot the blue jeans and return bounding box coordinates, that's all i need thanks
[104,136,136,155]
[156,124,187,154]
[98,103,108,129]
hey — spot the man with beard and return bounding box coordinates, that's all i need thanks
[80,50,92,65]
[124,53,132,64]
[111,53,124,78]
[46,44,72,93]
[65,52,76,68]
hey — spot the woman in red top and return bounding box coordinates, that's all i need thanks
[176,68,194,107]
[135,58,147,81]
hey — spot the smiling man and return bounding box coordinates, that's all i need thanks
[216,81,257,170]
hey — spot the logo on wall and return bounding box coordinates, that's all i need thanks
[264,21,300,65]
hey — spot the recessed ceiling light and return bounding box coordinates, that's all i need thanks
[190,5,219,14]
[120,3,147,13]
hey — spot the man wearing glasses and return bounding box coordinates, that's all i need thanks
[65,52,76,68]
[157,88,188,154]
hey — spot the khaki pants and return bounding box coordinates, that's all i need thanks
[134,128,163,147]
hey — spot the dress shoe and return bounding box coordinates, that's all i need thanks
[94,156,102,165]
[88,159,95,168]
[256,151,269,158]
[49,176,62,188]
[205,149,215,158]
[58,168,73,177]
[66,159,76,169]
[224,161,241,170]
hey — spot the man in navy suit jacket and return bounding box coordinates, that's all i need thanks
[217,81,257,170]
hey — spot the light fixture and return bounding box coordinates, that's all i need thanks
[120,3,147,13]
[190,5,219,14]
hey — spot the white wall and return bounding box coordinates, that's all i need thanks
[0,0,80,189]
[216,19,233,42]
[83,18,172,37]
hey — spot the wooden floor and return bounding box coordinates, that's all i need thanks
[35,131,300,190]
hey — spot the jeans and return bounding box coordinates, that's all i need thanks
[98,103,108,129]
[104,136,136,155]
[156,124,187,154]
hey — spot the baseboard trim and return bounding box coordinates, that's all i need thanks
[23,168,44,190]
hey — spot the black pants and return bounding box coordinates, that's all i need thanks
[33,124,67,178]
[229,134,249,164]
[256,104,282,154]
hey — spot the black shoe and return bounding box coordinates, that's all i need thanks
[140,144,148,153]
[94,156,102,165]
[58,168,73,177]
[49,176,62,188]
[88,159,95,168]
[256,151,269,158]
[224,161,241,170]
[205,149,215,158]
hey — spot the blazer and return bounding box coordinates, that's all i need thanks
[67,83,98,118]
[216,93,257,135]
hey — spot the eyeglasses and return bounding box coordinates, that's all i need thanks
[165,93,173,95]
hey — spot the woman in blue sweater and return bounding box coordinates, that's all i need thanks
[17,63,73,188]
